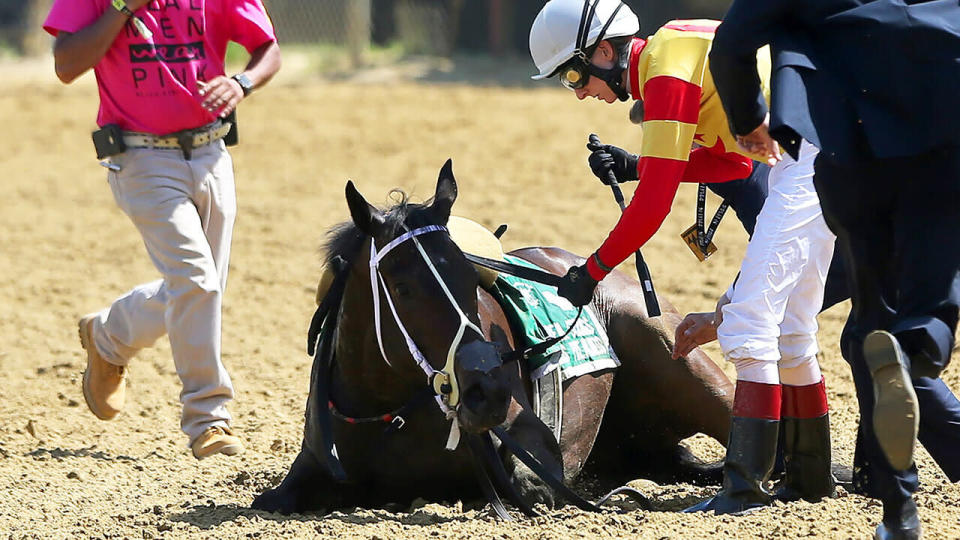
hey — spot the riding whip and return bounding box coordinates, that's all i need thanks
[587,133,661,317]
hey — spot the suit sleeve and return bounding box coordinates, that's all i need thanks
[709,0,791,136]
[586,76,701,280]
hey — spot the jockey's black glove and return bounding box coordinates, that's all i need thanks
[588,144,639,185]
[557,263,598,307]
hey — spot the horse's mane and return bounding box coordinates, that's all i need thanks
[322,189,440,266]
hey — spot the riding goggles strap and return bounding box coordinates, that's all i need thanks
[560,0,621,86]
[560,0,629,101]
[696,184,728,254]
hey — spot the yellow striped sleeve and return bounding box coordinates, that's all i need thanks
[640,120,697,162]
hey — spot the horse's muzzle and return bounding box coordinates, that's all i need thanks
[454,340,511,433]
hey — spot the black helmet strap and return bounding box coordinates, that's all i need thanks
[572,1,630,102]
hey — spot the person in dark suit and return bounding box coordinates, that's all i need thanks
[707,1,960,538]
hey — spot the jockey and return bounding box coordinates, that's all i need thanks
[529,0,836,513]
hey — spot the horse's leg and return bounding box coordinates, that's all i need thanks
[491,359,566,508]
[557,370,614,481]
[597,275,734,483]
[478,289,565,507]
[252,448,343,514]
[507,247,732,484]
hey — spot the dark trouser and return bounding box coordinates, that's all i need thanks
[712,158,960,485]
[813,146,960,507]
[707,162,769,237]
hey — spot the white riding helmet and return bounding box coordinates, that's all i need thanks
[529,0,640,80]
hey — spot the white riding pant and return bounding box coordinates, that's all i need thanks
[87,141,236,444]
[717,140,835,387]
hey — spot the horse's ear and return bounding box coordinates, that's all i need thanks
[345,180,384,235]
[431,158,457,224]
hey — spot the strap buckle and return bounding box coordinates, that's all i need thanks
[431,372,453,396]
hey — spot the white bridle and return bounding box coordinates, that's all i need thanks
[368,225,485,425]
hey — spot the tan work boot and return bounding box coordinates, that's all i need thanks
[192,426,244,460]
[79,314,126,420]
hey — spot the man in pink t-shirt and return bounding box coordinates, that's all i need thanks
[44,0,281,459]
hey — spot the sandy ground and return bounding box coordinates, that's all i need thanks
[1,59,959,539]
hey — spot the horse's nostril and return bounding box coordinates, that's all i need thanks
[462,384,487,411]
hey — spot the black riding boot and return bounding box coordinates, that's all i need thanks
[875,496,921,540]
[774,413,836,502]
[684,416,779,514]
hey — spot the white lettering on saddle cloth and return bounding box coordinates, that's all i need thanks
[492,255,620,381]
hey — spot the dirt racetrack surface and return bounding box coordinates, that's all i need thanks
[1,59,959,539]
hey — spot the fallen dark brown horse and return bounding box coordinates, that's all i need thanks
[253,161,734,514]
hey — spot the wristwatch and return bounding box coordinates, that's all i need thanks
[231,73,254,97]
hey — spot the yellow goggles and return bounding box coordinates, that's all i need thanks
[559,62,590,90]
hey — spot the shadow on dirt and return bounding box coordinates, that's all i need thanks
[27,446,138,462]
[169,503,476,530]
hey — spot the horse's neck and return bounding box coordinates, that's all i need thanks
[477,286,517,355]
[331,245,429,415]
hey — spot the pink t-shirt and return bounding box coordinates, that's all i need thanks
[44,0,276,134]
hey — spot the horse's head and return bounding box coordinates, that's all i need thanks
[343,159,511,434]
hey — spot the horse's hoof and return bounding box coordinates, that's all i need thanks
[252,488,297,515]
[511,466,556,508]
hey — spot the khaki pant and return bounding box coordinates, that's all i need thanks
[88,140,236,444]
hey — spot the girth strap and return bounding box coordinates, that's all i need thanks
[500,307,583,365]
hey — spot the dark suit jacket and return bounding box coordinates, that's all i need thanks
[709,0,960,163]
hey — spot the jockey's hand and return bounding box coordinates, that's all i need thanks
[672,312,718,359]
[588,144,639,185]
[736,113,782,167]
[557,263,598,307]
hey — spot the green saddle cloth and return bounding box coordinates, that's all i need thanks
[487,255,620,381]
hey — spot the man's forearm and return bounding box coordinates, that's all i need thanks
[239,41,282,90]
[53,10,130,83]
